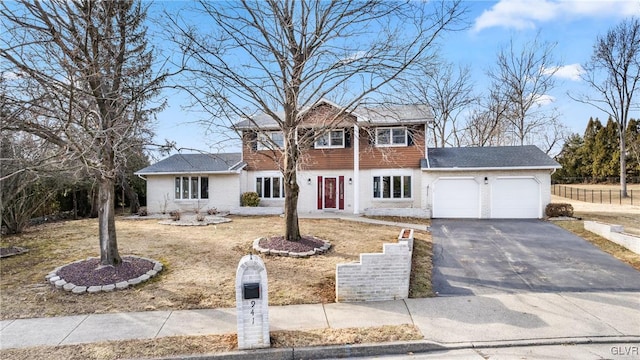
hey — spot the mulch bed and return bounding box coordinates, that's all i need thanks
[259,235,326,253]
[0,246,29,258]
[56,256,155,287]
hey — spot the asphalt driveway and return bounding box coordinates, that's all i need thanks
[431,219,640,295]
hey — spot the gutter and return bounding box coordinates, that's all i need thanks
[421,165,562,171]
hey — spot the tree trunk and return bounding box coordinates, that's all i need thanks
[283,126,301,242]
[121,175,140,214]
[98,176,121,266]
[90,184,99,218]
[284,176,300,242]
[620,131,628,197]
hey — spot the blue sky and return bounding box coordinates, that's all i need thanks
[151,0,640,157]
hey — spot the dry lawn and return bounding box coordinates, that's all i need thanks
[0,216,433,320]
[0,325,423,360]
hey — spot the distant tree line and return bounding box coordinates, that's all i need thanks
[553,117,640,183]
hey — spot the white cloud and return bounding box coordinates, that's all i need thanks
[543,63,584,81]
[473,0,640,32]
[529,93,556,107]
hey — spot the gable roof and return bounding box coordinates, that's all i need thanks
[233,99,432,130]
[135,153,245,175]
[421,145,561,170]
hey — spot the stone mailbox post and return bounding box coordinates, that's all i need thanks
[235,254,270,349]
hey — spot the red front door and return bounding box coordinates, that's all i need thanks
[324,178,337,208]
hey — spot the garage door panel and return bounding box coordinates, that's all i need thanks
[433,178,479,218]
[491,178,540,218]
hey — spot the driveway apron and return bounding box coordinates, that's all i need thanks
[431,219,640,295]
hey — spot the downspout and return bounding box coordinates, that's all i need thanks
[353,123,360,214]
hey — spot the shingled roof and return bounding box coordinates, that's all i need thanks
[233,100,433,129]
[135,153,245,175]
[421,145,561,170]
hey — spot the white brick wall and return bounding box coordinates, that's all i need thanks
[336,231,413,302]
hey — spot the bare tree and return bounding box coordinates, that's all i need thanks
[405,61,476,147]
[169,0,465,241]
[1,0,166,265]
[576,17,640,197]
[462,89,509,147]
[487,34,560,147]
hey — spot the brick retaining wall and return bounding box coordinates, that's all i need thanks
[335,229,414,302]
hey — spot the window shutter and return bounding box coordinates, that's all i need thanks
[317,176,323,209]
[339,176,344,210]
[345,129,352,148]
[245,131,258,151]
[407,127,414,146]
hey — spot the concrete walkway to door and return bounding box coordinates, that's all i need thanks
[431,219,640,296]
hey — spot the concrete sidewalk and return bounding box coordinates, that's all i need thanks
[1,291,638,352]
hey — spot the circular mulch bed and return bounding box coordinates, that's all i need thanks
[46,255,163,294]
[253,235,331,257]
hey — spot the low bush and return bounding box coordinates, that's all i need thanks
[169,210,181,221]
[240,192,260,207]
[207,208,218,215]
[545,203,574,218]
[138,207,148,217]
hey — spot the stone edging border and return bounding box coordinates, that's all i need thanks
[252,237,331,258]
[45,256,163,294]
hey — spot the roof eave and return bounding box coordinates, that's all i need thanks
[421,165,562,171]
[134,170,242,176]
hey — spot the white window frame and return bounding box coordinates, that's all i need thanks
[375,127,407,147]
[175,176,209,200]
[372,174,412,200]
[315,129,345,149]
[256,176,285,199]
[257,131,284,150]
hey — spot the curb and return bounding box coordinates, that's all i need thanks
[147,336,640,360]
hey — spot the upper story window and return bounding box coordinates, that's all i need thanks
[375,127,407,147]
[315,129,345,149]
[175,176,209,200]
[257,131,284,150]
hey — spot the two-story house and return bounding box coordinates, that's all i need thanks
[136,100,560,218]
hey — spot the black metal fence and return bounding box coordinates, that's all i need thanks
[552,185,636,206]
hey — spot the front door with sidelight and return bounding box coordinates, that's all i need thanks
[324,177,337,209]
[317,176,345,210]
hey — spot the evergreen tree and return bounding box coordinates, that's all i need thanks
[553,133,585,182]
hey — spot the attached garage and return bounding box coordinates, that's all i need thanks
[490,177,541,218]
[432,178,479,218]
[422,146,561,219]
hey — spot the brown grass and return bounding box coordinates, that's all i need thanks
[0,325,423,360]
[0,216,433,320]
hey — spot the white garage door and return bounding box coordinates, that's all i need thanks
[491,177,540,218]
[433,178,480,218]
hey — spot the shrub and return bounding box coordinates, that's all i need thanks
[196,214,205,222]
[545,203,574,218]
[207,208,218,215]
[138,207,148,217]
[240,192,260,207]
[169,210,181,221]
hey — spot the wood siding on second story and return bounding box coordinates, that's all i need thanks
[358,125,425,169]
[242,124,425,171]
